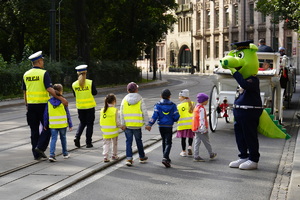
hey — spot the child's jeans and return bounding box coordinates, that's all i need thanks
[103,137,118,158]
[124,128,145,160]
[194,132,212,157]
[159,127,173,160]
[50,128,68,156]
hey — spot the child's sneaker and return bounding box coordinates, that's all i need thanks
[139,156,148,163]
[104,158,110,163]
[162,158,171,168]
[193,156,205,162]
[63,154,70,159]
[112,155,119,161]
[180,151,187,157]
[49,156,57,162]
[187,146,193,155]
[126,160,133,166]
[210,152,217,160]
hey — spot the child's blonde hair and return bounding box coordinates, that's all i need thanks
[184,97,194,113]
[53,84,63,96]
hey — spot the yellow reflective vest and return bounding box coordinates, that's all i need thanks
[177,101,194,130]
[100,107,119,139]
[122,100,143,127]
[48,102,68,129]
[23,68,49,104]
[72,79,96,109]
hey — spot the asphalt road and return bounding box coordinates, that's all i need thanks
[0,73,299,200]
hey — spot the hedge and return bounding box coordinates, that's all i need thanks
[0,57,141,99]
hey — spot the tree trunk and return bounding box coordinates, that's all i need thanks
[74,0,90,64]
[152,46,157,80]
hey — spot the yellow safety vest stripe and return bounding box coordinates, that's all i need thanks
[23,68,49,103]
[48,102,68,128]
[177,101,194,130]
[72,79,96,109]
[122,100,143,127]
[100,107,119,139]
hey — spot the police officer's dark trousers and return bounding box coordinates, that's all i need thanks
[233,108,262,163]
[27,104,51,159]
[75,108,95,145]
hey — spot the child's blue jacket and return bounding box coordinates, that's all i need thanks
[148,99,179,127]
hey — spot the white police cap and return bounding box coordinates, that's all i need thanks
[28,51,43,61]
[75,64,88,72]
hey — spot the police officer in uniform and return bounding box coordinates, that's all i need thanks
[22,51,68,160]
[72,65,97,148]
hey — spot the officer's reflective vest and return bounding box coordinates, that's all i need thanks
[23,68,49,104]
[100,107,119,139]
[48,102,68,129]
[72,79,96,109]
[122,100,143,127]
[177,101,194,130]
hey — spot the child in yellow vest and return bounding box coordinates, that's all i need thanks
[44,84,73,162]
[100,94,124,162]
[192,93,217,162]
[176,89,195,157]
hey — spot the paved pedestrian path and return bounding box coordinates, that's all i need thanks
[0,76,299,199]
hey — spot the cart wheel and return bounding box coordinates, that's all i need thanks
[209,85,219,132]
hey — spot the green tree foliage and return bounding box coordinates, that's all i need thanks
[84,0,177,62]
[255,0,299,31]
[0,0,50,61]
[0,0,177,97]
[0,0,177,63]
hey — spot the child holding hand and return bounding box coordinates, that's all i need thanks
[176,89,195,157]
[146,89,180,168]
[44,84,73,162]
[100,94,123,162]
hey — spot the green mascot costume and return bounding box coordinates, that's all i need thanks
[220,40,290,170]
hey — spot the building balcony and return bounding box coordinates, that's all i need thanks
[182,3,193,12]
[214,28,220,35]
[231,26,239,32]
[194,30,203,39]
[258,24,266,31]
[223,27,229,33]
[176,5,182,13]
[246,25,254,32]
[205,29,211,36]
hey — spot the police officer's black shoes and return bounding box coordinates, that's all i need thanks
[74,138,80,148]
[34,148,47,158]
[86,144,93,148]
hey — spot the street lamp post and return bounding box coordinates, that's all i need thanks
[50,0,56,62]
[58,0,63,62]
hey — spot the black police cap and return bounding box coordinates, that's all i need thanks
[231,40,253,50]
